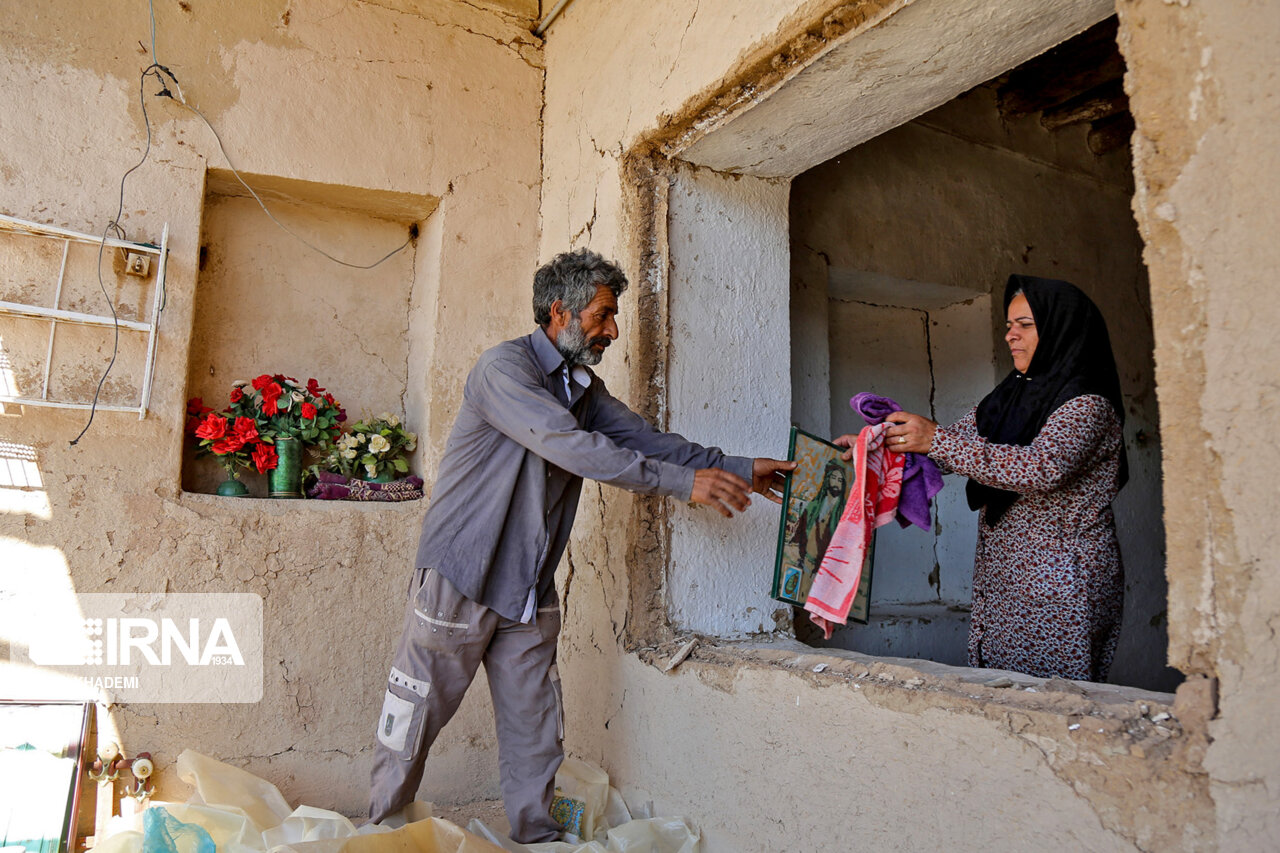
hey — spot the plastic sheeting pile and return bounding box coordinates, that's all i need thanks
[468,759,699,853]
[90,751,700,853]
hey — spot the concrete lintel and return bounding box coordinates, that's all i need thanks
[680,0,1115,177]
[204,168,439,223]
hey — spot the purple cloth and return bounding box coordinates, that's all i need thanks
[850,392,944,530]
[307,472,424,502]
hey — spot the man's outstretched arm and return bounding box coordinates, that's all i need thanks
[586,379,795,513]
[688,457,794,517]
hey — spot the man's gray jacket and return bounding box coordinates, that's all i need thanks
[415,329,752,621]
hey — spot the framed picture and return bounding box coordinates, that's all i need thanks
[771,426,874,625]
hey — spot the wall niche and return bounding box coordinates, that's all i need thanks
[182,170,438,497]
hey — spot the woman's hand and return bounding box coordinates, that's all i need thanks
[884,411,937,454]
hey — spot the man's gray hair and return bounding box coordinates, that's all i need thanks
[533,248,629,327]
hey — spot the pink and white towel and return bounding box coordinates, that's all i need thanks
[804,423,904,639]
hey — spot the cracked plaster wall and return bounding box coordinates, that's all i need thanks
[0,0,542,815]
[536,0,1271,849]
[665,164,792,637]
[1117,0,1280,846]
[599,649,1177,852]
[2,0,1273,846]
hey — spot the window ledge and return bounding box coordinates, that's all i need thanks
[640,635,1179,732]
[178,491,426,515]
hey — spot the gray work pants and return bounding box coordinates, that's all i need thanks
[368,568,565,843]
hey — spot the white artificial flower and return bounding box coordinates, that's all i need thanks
[291,391,305,403]
[368,434,391,454]
[342,448,358,460]
[356,433,368,444]
[404,433,417,451]
[364,462,378,478]
[231,379,250,388]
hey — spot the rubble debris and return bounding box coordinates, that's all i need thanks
[662,638,698,673]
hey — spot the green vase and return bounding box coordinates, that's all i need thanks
[216,475,249,497]
[268,437,303,498]
[360,468,396,484]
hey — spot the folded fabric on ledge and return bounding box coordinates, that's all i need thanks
[307,472,425,502]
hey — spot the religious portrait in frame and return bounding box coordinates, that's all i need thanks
[771,426,874,624]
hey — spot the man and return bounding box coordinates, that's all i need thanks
[368,248,794,842]
[789,459,847,575]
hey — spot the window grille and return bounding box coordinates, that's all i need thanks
[0,213,169,419]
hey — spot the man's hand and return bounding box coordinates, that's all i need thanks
[752,457,796,504]
[691,468,753,518]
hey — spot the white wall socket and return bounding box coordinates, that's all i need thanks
[125,253,151,277]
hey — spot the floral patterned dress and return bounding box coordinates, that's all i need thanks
[927,395,1124,681]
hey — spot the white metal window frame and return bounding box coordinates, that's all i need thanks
[0,213,169,419]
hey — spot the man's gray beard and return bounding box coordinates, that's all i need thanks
[556,317,603,366]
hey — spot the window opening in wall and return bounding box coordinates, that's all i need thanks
[787,18,1178,692]
[0,213,168,419]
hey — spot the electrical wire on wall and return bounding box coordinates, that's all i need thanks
[70,55,169,445]
[72,0,416,444]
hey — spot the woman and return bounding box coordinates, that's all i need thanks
[881,275,1127,681]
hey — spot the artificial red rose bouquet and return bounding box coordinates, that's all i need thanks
[230,374,345,444]
[185,396,278,478]
[186,375,344,493]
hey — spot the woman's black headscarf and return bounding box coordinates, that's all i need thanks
[967,275,1128,526]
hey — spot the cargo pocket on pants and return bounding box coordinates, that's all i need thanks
[377,666,431,760]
